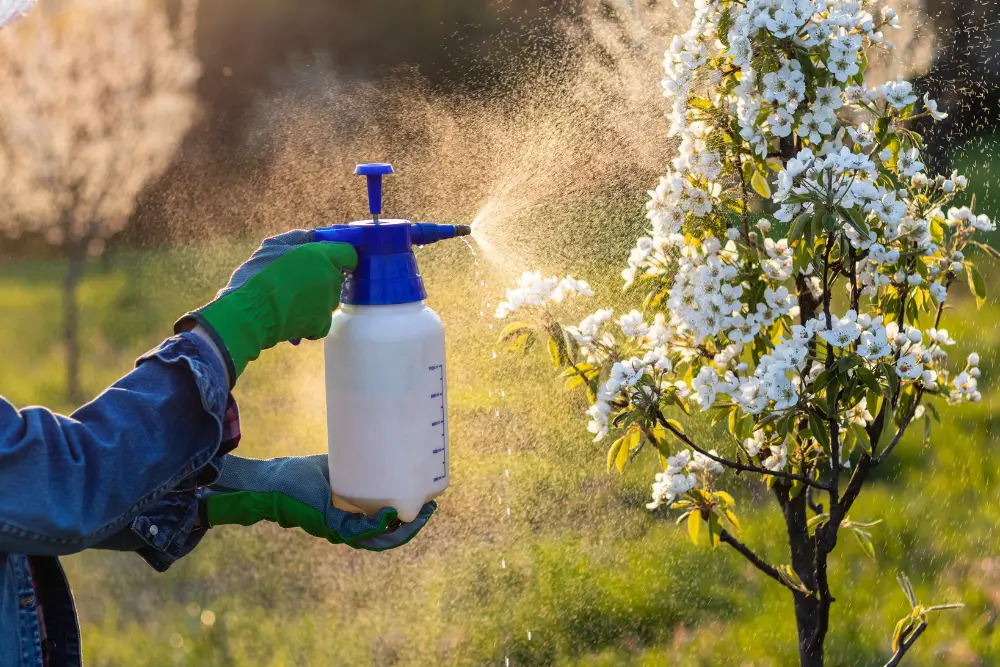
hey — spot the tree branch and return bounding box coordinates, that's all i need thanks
[874,388,924,466]
[655,412,832,490]
[882,622,927,667]
[719,529,806,595]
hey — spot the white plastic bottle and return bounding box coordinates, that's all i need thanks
[313,163,469,523]
[324,302,449,523]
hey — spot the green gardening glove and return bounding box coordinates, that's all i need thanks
[202,455,437,551]
[176,230,357,383]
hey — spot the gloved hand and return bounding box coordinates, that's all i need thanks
[202,455,437,551]
[177,230,357,383]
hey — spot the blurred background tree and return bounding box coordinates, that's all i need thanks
[0,0,201,400]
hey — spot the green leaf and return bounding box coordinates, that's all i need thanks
[807,513,830,530]
[874,117,891,143]
[856,367,880,394]
[789,211,811,243]
[827,375,841,415]
[880,362,899,397]
[688,510,702,545]
[897,572,918,608]
[708,512,722,549]
[851,527,876,561]
[751,169,772,199]
[967,264,987,309]
[809,412,831,452]
[849,423,872,453]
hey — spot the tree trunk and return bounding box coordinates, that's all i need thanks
[63,241,86,404]
[775,484,827,667]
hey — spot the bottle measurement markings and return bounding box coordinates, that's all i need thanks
[430,364,447,482]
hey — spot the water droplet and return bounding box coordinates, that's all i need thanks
[506,658,510,666]
[480,310,485,317]
[480,280,486,286]
[528,631,532,641]
[488,391,493,397]
[501,390,506,398]
[502,558,506,569]
[508,448,511,455]
[506,507,511,516]
[492,351,497,359]
[505,469,509,477]
[495,409,500,417]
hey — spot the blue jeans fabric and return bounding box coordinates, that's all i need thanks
[0,332,231,667]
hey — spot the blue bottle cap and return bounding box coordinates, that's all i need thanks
[313,165,470,305]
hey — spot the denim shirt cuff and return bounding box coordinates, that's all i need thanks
[136,332,229,422]
[129,489,207,572]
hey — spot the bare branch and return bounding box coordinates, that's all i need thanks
[874,388,925,466]
[719,529,807,596]
[882,622,927,667]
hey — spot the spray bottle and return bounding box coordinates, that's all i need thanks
[314,164,470,522]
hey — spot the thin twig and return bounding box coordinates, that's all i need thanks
[719,529,806,595]
[655,412,832,490]
[882,622,927,667]
[874,388,924,466]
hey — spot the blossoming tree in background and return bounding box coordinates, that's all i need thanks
[0,0,200,401]
[495,1,995,664]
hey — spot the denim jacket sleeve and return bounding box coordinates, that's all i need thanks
[91,488,208,572]
[0,332,229,557]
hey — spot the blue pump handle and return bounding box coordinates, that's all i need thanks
[311,163,471,306]
[354,163,394,216]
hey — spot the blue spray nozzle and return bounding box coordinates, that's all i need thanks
[354,163,394,217]
[311,165,472,306]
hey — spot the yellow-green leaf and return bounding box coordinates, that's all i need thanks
[714,490,735,508]
[607,436,625,473]
[751,169,772,199]
[508,331,534,352]
[723,508,741,532]
[688,510,702,545]
[498,322,530,342]
[892,616,912,653]
[967,265,987,309]
[547,337,562,368]
[665,418,685,433]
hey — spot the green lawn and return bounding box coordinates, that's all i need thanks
[2,236,1000,666]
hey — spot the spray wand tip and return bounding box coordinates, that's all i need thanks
[455,224,472,237]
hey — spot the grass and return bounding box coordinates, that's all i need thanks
[3,234,1000,666]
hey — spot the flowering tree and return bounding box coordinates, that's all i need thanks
[494,1,995,664]
[0,0,200,400]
